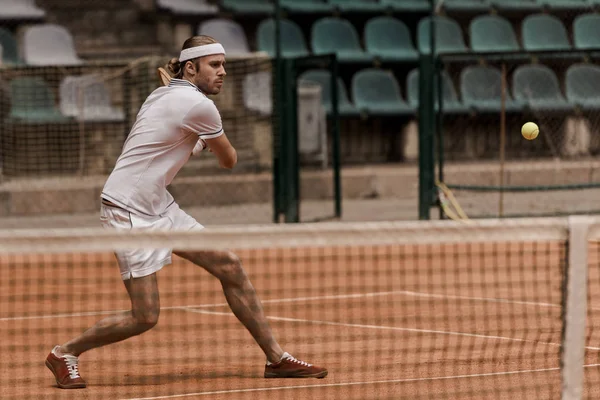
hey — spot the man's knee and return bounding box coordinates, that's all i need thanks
[133,307,160,332]
[220,251,247,286]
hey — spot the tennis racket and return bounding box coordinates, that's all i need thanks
[157,67,171,86]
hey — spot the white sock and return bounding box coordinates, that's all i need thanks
[267,351,290,365]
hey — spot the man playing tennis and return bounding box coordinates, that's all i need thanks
[45,36,327,389]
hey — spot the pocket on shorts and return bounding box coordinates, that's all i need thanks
[129,212,173,231]
[100,204,132,229]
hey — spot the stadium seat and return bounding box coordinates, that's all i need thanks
[521,14,571,51]
[512,64,572,111]
[565,64,600,110]
[311,17,373,63]
[441,0,490,12]
[9,77,71,123]
[243,71,272,116]
[0,27,21,65]
[364,16,419,62]
[156,0,218,15]
[406,69,469,114]
[220,0,274,14]
[488,0,541,11]
[198,19,250,55]
[470,15,520,53]
[573,14,600,50]
[298,69,360,116]
[328,0,385,12]
[417,16,468,54]
[0,0,45,20]
[380,0,430,12]
[537,0,590,11]
[281,0,333,13]
[460,66,524,112]
[256,18,309,58]
[351,68,414,116]
[23,24,83,66]
[59,75,125,122]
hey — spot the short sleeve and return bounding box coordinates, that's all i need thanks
[182,100,224,139]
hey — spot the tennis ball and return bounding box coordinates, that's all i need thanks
[521,122,539,140]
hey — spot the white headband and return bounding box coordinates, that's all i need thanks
[179,43,226,62]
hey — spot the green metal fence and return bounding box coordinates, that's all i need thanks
[272,1,342,223]
[419,1,600,220]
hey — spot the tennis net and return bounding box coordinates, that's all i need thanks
[0,217,599,400]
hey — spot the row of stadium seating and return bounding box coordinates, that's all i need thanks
[4,62,599,124]
[282,63,600,117]
[0,24,82,66]
[3,13,597,66]
[0,75,123,123]
[167,0,600,15]
[195,13,600,60]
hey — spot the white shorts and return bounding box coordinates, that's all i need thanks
[100,201,204,280]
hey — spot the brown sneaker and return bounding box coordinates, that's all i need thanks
[264,352,328,379]
[45,346,86,389]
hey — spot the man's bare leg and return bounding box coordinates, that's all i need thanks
[174,250,284,363]
[56,273,161,357]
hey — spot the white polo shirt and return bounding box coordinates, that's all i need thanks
[101,78,223,216]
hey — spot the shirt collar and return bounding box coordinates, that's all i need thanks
[168,78,201,92]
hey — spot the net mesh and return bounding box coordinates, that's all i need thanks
[1,217,598,399]
[0,55,273,179]
[434,4,600,219]
[0,54,275,217]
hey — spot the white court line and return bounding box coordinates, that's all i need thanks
[0,288,595,323]
[119,363,600,400]
[182,309,600,352]
[394,290,561,309]
[0,291,401,322]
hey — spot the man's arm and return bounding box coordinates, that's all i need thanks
[205,134,237,169]
[182,100,236,169]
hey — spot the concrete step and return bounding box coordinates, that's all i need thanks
[2,160,600,217]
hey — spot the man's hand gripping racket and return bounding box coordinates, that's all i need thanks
[158,67,208,155]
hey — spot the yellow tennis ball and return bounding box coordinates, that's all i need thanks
[521,122,539,140]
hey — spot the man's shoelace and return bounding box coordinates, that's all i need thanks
[62,354,81,379]
[284,355,312,367]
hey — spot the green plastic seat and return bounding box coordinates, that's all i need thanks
[257,18,309,58]
[522,14,571,51]
[566,64,600,110]
[364,16,418,62]
[352,68,414,116]
[406,69,469,114]
[311,17,373,62]
[9,77,71,123]
[281,0,333,13]
[328,0,385,12]
[489,0,541,11]
[417,16,468,54]
[538,0,590,11]
[221,0,273,14]
[0,27,21,65]
[512,64,572,111]
[442,0,491,12]
[460,66,524,112]
[380,0,430,12]
[299,69,359,116]
[470,15,520,53]
[573,13,600,50]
